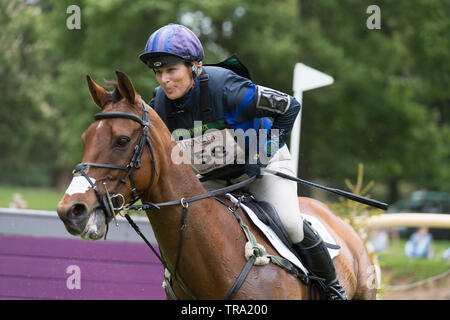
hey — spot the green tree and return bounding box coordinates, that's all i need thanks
[0,0,57,186]
[13,0,447,201]
[44,0,301,173]
[296,0,449,201]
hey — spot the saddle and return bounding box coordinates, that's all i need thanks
[226,191,340,270]
[238,194,294,250]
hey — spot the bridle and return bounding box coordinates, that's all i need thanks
[72,101,158,227]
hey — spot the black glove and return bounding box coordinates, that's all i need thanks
[245,162,263,179]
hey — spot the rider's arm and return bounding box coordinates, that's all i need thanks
[221,70,301,149]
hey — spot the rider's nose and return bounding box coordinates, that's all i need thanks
[161,72,171,84]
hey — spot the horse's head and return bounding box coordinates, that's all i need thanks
[57,71,160,240]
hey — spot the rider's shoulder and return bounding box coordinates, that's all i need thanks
[204,65,252,87]
[149,86,165,109]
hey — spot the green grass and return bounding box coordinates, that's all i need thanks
[0,185,64,211]
[379,238,450,284]
[0,184,147,216]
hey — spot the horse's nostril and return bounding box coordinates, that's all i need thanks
[70,203,87,217]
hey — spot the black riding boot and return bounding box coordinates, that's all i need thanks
[293,220,348,300]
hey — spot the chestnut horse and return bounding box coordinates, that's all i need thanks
[57,71,376,300]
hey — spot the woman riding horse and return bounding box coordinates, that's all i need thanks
[57,70,376,299]
[139,23,347,300]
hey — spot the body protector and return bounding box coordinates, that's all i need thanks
[149,56,301,179]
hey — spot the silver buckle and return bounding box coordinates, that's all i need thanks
[180,197,189,209]
[103,182,125,227]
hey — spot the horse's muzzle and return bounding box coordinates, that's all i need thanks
[80,207,107,240]
[57,199,107,240]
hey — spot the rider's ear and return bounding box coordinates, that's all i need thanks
[86,75,110,109]
[116,70,137,106]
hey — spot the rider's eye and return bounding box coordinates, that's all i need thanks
[114,136,130,148]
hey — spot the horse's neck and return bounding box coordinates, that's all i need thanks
[142,128,243,298]
[146,149,206,205]
[143,140,213,254]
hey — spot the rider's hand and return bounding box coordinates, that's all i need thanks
[245,163,263,179]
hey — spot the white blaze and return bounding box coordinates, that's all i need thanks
[65,176,96,196]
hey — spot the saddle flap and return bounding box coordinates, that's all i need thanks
[243,200,293,253]
[226,193,309,275]
[226,192,340,273]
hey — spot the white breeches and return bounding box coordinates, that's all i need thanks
[201,145,304,243]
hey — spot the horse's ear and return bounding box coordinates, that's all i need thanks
[116,70,137,106]
[86,75,110,109]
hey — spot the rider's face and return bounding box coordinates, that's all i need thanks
[154,62,194,100]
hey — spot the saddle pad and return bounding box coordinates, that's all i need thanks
[226,194,339,275]
[301,214,340,260]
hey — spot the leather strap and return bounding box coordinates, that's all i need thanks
[199,71,212,123]
[126,175,256,211]
[224,255,256,300]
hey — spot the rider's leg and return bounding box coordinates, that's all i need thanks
[293,220,348,299]
[249,145,348,300]
[248,145,304,243]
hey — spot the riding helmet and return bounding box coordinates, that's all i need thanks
[139,24,204,68]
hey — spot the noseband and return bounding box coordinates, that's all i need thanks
[72,101,157,226]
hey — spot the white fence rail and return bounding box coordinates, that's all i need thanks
[356,213,450,229]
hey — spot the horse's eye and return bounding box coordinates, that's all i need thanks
[114,136,130,147]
